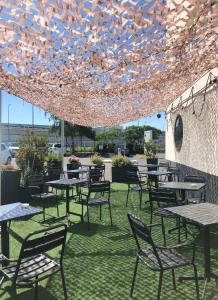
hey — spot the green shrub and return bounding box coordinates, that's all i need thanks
[16,132,48,183]
[91,154,103,165]
[112,155,132,167]
[46,152,62,169]
[144,141,157,158]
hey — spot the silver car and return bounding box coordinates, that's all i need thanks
[0,143,12,164]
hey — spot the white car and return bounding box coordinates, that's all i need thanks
[8,142,19,157]
[0,143,12,164]
[49,143,65,154]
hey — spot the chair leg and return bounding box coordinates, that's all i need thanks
[126,185,130,207]
[12,284,17,300]
[108,201,113,226]
[172,268,176,290]
[87,204,90,228]
[61,267,68,300]
[57,199,59,217]
[157,271,163,300]
[139,190,142,210]
[193,264,200,300]
[161,217,166,246]
[34,276,38,300]
[43,203,45,222]
[99,204,102,220]
[130,256,139,297]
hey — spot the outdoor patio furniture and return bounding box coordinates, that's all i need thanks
[166,203,218,298]
[125,166,148,209]
[140,170,174,188]
[0,203,42,259]
[149,188,182,245]
[167,166,180,182]
[46,178,87,220]
[80,181,112,227]
[184,175,206,203]
[0,223,68,300]
[27,175,60,222]
[158,181,206,204]
[67,163,80,179]
[127,213,199,300]
[88,166,104,183]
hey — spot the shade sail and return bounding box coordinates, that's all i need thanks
[0,0,218,126]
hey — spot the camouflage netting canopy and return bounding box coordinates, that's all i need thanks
[0,0,218,126]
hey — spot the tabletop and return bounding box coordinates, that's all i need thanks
[66,168,90,174]
[159,181,206,191]
[137,164,159,168]
[166,203,218,227]
[46,178,87,186]
[140,170,173,176]
[0,202,42,222]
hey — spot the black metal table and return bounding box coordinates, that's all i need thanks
[166,203,218,294]
[46,178,87,219]
[140,170,174,187]
[0,202,42,258]
[66,168,90,178]
[159,181,206,202]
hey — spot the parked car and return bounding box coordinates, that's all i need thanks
[8,142,19,157]
[48,143,66,154]
[0,143,12,164]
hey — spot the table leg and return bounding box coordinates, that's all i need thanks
[1,221,9,258]
[204,227,211,281]
[66,186,69,216]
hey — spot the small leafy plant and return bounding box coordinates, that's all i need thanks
[46,152,62,169]
[144,141,157,159]
[91,154,103,166]
[112,155,132,167]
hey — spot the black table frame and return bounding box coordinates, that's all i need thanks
[0,203,42,258]
[46,179,87,220]
[166,203,218,297]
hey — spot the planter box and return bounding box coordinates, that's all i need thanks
[112,167,137,183]
[1,170,22,205]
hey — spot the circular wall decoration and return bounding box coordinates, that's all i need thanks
[174,115,183,151]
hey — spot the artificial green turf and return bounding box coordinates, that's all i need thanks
[0,183,218,299]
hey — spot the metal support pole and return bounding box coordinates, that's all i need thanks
[0,90,2,205]
[32,104,34,131]
[61,120,65,171]
[7,104,11,144]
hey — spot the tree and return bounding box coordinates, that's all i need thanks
[48,114,95,151]
[124,125,162,154]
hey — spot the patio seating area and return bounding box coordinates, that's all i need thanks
[0,181,218,300]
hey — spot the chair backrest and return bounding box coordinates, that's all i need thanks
[67,163,79,179]
[89,167,103,182]
[127,213,162,267]
[159,161,169,168]
[149,188,177,205]
[27,175,44,187]
[125,166,140,184]
[89,180,110,193]
[184,175,205,183]
[48,167,62,181]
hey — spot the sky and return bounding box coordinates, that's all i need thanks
[1,91,165,131]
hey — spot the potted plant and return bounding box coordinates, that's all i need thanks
[144,141,158,167]
[91,153,103,166]
[111,155,133,183]
[16,132,48,185]
[46,152,63,181]
[1,164,22,204]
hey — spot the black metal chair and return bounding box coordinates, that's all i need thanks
[27,175,59,221]
[80,181,112,227]
[184,175,206,203]
[127,213,199,300]
[88,167,104,183]
[167,166,180,182]
[125,166,148,210]
[149,188,182,245]
[0,224,68,300]
[67,163,80,179]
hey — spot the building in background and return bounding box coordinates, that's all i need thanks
[165,68,218,202]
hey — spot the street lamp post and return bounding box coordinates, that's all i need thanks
[8,104,11,144]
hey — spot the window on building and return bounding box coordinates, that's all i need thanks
[174,115,183,151]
